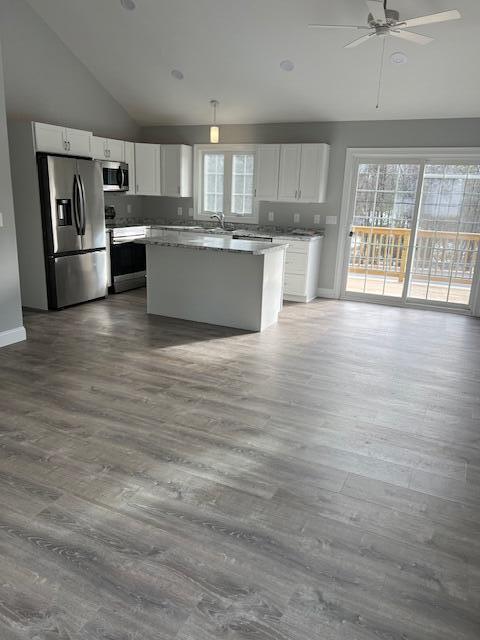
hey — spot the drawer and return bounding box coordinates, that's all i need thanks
[277,237,310,254]
[284,273,307,296]
[285,251,308,274]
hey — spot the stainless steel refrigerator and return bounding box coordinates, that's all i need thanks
[38,154,107,309]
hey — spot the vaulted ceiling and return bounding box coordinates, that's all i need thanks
[26,0,480,125]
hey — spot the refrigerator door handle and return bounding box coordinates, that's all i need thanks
[79,174,87,235]
[72,175,82,236]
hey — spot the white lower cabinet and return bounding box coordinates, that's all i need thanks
[278,236,323,302]
[134,143,161,195]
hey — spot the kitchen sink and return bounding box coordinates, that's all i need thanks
[202,228,232,235]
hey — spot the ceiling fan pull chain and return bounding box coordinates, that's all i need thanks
[376,36,387,110]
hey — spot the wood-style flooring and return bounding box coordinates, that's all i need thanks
[0,289,479,639]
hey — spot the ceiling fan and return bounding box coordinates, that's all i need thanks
[308,0,461,49]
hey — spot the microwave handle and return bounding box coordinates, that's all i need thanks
[117,167,124,189]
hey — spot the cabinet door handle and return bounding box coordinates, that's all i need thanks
[295,189,298,199]
[67,141,71,151]
[177,186,180,195]
[298,189,301,200]
[63,140,67,151]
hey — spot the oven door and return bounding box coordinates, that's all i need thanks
[110,239,146,292]
[101,161,129,192]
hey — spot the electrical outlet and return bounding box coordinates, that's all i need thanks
[314,214,321,225]
[127,204,132,214]
[326,215,338,225]
[177,206,183,217]
[268,211,275,222]
[293,213,300,224]
[188,207,194,218]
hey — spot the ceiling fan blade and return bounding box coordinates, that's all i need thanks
[366,0,386,22]
[397,9,461,29]
[344,32,376,49]
[308,24,371,30]
[390,30,434,45]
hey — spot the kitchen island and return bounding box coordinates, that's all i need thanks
[136,230,288,331]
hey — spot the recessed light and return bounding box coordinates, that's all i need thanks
[390,51,408,65]
[171,69,184,80]
[120,0,136,10]
[280,59,295,72]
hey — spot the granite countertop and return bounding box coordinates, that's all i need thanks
[150,225,324,242]
[135,232,288,255]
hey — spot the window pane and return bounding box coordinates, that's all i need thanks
[203,153,224,213]
[231,153,254,215]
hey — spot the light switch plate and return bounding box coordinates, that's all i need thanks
[326,215,338,225]
[0,212,3,227]
[293,213,300,224]
[268,211,275,221]
[188,207,194,218]
[177,206,183,217]
[314,214,321,225]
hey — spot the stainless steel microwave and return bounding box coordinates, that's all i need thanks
[99,160,129,192]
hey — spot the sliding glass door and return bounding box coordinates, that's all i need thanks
[407,164,480,306]
[345,162,421,298]
[343,158,480,310]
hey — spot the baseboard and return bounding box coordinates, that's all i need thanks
[317,288,338,299]
[284,293,307,303]
[0,326,26,348]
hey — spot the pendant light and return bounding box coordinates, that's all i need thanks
[210,100,219,144]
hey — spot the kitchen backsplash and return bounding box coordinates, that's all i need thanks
[105,193,330,231]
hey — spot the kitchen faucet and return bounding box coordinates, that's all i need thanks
[210,212,226,229]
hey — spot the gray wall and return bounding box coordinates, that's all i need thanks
[0,0,139,140]
[0,38,23,336]
[141,118,480,292]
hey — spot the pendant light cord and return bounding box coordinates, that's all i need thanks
[376,37,387,110]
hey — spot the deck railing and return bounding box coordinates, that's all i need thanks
[349,226,480,284]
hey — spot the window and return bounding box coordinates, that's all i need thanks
[203,154,224,214]
[195,145,257,221]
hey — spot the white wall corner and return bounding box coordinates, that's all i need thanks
[317,288,338,299]
[0,326,26,348]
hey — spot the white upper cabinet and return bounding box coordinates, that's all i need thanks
[161,145,192,197]
[124,142,136,194]
[92,137,125,162]
[278,144,302,201]
[33,123,66,155]
[277,143,329,203]
[298,144,330,203]
[134,143,161,195]
[65,127,92,157]
[255,145,280,201]
[33,122,92,157]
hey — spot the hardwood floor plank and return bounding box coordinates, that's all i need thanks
[0,290,479,638]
